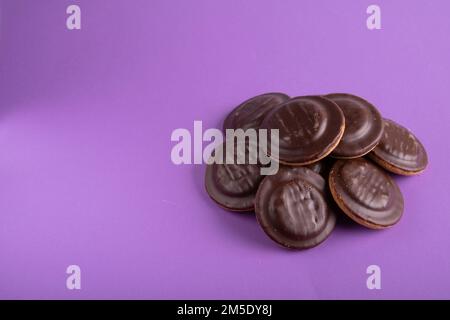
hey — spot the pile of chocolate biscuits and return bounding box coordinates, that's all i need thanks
[205,93,428,249]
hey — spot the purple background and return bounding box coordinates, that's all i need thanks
[0,0,449,299]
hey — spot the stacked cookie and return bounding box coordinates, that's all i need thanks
[205,93,428,249]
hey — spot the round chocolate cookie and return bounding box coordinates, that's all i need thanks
[329,158,404,229]
[255,167,336,249]
[260,96,345,165]
[324,93,383,159]
[205,142,262,211]
[369,119,428,175]
[223,92,289,131]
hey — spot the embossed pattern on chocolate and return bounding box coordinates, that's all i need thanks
[205,91,428,249]
[329,158,404,229]
[260,96,345,165]
[255,167,336,249]
[215,164,261,196]
[325,93,383,158]
[369,119,428,175]
[223,92,289,131]
[205,142,263,211]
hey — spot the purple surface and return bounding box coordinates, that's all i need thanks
[0,0,449,299]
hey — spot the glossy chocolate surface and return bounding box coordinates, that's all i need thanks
[205,142,262,211]
[305,158,335,177]
[369,119,428,175]
[305,161,324,175]
[255,167,336,249]
[260,96,345,165]
[223,92,289,131]
[329,158,404,229]
[325,93,383,158]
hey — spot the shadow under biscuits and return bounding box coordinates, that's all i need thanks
[196,166,285,251]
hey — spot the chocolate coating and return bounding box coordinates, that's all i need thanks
[329,158,404,229]
[260,96,345,165]
[255,167,336,249]
[325,93,383,158]
[205,142,262,211]
[369,119,428,175]
[305,158,335,177]
[305,161,324,175]
[223,92,289,131]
